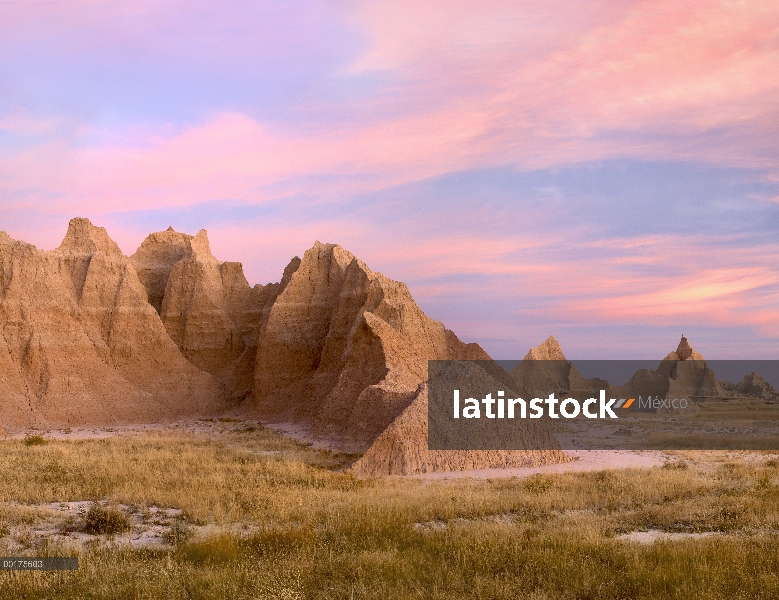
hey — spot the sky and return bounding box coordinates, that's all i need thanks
[1,0,778,359]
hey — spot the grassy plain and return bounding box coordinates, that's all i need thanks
[0,422,778,599]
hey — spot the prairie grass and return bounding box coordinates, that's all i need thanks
[0,425,778,599]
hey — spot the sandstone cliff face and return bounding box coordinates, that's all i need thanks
[350,384,568,476]
[3,218,562,480]
[131,228,300,401]
[254,241,488,452]
[129,227,191,313]
[0,218,224,428]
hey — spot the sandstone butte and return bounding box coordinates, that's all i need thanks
[508,335,609,396]
[0,219,222,428]
[510,335,718,412]
[0,218,568,475]
[350,337,572,477]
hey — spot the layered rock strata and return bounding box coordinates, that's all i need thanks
[0,218,572,477]
[351,337,574,476]
[0,218,224,427]
[131,228,300,401]
[350,384,568,476]
[736,372,778,399]
[663,335,705,362]
[609,335,713,412]
[510,336,608,395]
[253,242,489,452]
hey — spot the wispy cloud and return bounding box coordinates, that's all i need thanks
[2,0,778,213]
[1,2,778,357]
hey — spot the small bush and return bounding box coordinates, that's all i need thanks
[84,503,132,535]
[22,434,46,446]
[0,523,9,538]
[525,475,553,494]
[164,518,195,545]
[662,460,688,470]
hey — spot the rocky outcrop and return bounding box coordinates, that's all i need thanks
[131,228,300,401]
[608,336,713,412]
[129,227,191,313]
[253,242,489,452]
[2,218,569,480]
[676,335,693,360]
[663,335,705,362]
[510,336,608,396]
[522,335,566,361]
[352,336,575,476]
[350,384,568,476]
[0,218,224,428]
[736,372,778,399]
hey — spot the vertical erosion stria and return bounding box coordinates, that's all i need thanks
[0,218,225,428]
[253,241,493,453]
[131,227,300,402]
[0,218,570,475]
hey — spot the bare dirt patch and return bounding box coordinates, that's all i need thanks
[0,500,263,554]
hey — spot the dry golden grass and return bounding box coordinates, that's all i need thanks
[0,424,778,599]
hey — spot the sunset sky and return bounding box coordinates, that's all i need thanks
[1,1,778,358]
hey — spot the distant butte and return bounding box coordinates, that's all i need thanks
[665,334,704,362]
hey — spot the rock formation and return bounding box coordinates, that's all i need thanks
[132,228,300,401]
[0,218,224,428]
[129,227,191,313]
[350,384,567,476]
[0,217,572,477]
[663,334,705,362]
[522,335,566,361]
[510,336,608,396]
[609,335,714,412]
[736,372,778,399]
[351,337,574,476]
[253,242,489,452]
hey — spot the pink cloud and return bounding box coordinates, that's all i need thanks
[2,0,777,215]
[550,237,779,335]
[1,108,499,213]
[0,113,62,136]
[348,0,779,167]
[163,220,779,343]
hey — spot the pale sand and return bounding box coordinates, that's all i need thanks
[617,529,720,544]
[409,450,667,480]
[262,421,343,451]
